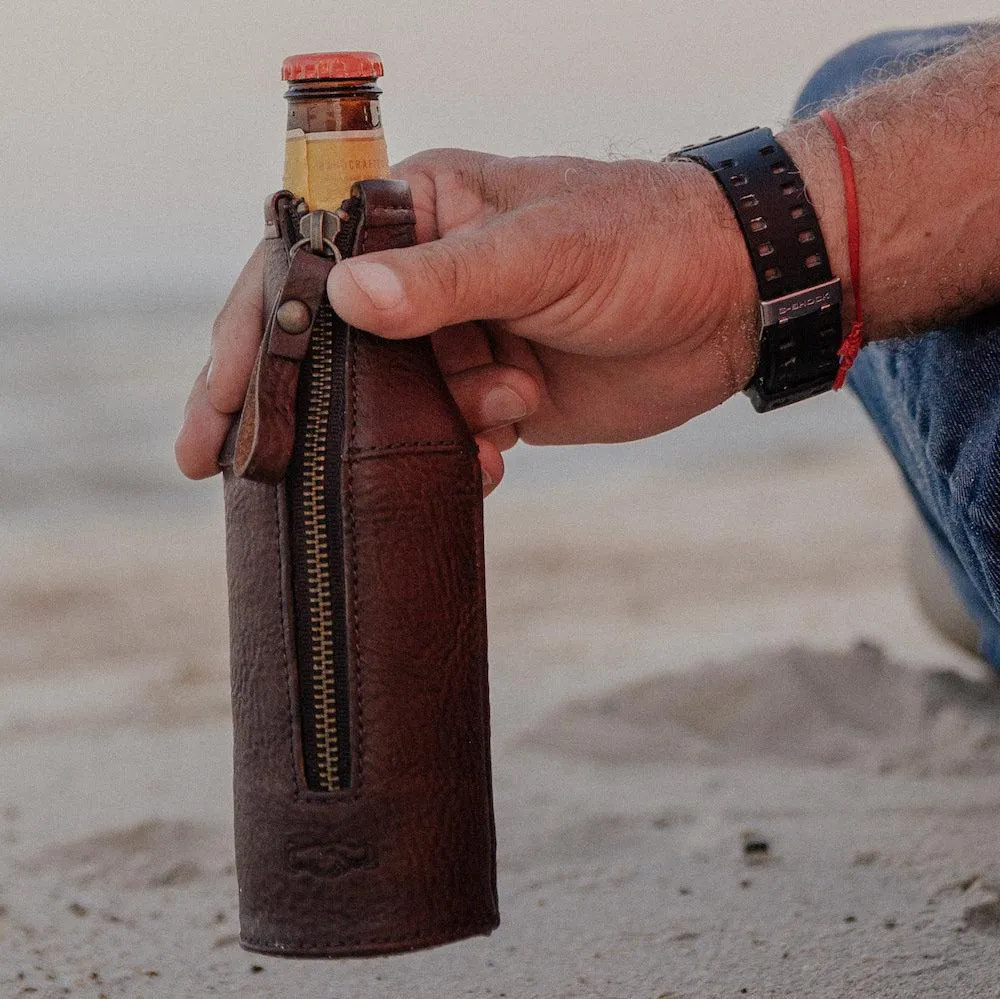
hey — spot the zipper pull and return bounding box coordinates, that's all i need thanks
[296,208,347,260]
[265,243,335,362]
[233,220,338,482]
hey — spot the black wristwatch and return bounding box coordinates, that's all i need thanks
[669,127,843,412]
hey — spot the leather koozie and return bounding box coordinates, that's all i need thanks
[221,179,499,958]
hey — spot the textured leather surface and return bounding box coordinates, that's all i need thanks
[223,180,497,958]
[346,182,471,454]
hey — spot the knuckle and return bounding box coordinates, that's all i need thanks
[452,157,493,200]
[549,224,598,285]
[514,209,595,314]
[420,241,477,309]
[397,148,485,189]
[456,154,515,211]
[392,150,446,191]
[406,150,511,207]
[397,147,463,171]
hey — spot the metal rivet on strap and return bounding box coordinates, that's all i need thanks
[275,299,312,335]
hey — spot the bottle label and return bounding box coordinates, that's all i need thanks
[283,127,391,211]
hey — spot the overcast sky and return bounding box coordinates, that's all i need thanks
[3,0,997,313]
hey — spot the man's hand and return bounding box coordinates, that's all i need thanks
[178,29,1000,492]
[175,152,758,491]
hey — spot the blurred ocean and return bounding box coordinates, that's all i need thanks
[0,307,880,530]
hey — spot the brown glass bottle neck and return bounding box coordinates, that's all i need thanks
[287,97,382,132]
[282,77,390,210]
[285,81,383,134]
[285,78,382,99]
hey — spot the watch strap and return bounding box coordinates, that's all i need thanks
[670,127,843,411]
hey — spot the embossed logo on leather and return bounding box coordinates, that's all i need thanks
[287,838,378,878]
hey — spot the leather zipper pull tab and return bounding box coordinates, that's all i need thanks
[265,246,335,361]
[233,239,336,482]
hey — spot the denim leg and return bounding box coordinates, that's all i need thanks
[792,25,981,118]
[794,25,1000,667]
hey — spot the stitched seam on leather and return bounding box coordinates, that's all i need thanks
[347,438,466,451]
[365,208,414,224]
[357,211,369,254]
[272,482,299,800]
[297,788,364,802]
[346,441,472,460]
[346,329,367,789]
[242,919,497,952]
[468,476,497,895]
[444,482,493,870]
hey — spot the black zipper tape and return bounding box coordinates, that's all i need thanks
[286,303,352,792]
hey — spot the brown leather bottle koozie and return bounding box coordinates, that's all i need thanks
[221,179,498,958]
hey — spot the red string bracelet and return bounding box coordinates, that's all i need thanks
[819,108,864,390]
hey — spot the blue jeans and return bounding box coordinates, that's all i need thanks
[796,25,1000,668]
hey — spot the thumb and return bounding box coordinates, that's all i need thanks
[326,222,549,338]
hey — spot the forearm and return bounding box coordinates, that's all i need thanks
[777,26,1000,342]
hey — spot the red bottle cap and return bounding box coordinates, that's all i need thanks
[282,51,384,82]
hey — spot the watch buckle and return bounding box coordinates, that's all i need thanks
[759,277,842,328]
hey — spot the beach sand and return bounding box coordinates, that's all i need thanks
[4,310,1000,997]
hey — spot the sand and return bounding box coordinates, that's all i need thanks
[4,313,1000,999]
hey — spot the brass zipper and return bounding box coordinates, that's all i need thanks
[285,205,358,793]
[298,306,341,790]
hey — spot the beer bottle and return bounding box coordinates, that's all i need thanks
[223,49,499,958]
[281,51,391,211]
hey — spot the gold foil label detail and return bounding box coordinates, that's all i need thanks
[283,128,390,211]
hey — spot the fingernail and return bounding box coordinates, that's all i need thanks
[205,359,213,389]
[482,386,528,426]
[481,468,494,493]
[346,261,405,310]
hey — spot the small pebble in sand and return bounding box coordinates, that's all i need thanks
[67,903,87,918]
[741,830,770,863]
[250,965,264,974]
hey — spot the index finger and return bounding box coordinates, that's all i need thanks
[207,242,265,414]
[390,149,522,244]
